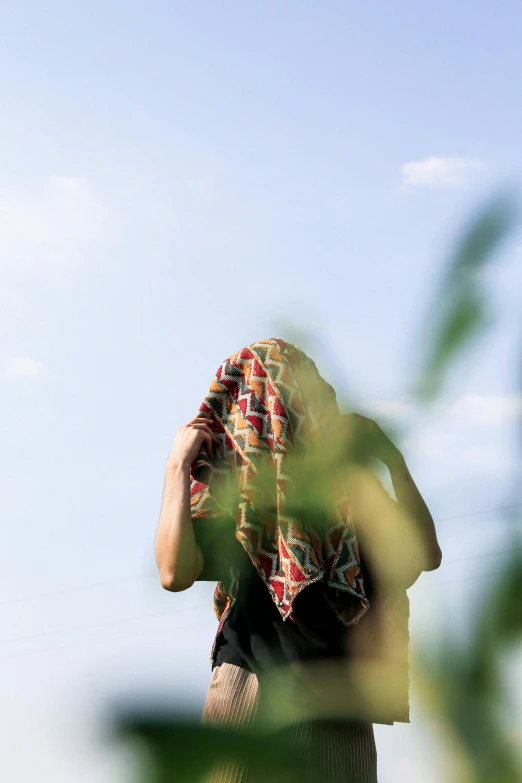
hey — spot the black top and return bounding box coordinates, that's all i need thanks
[193,515,375,678]
[213,541,351,675]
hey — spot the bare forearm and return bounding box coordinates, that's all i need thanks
[155,462,203,591]
[387,453,442,570]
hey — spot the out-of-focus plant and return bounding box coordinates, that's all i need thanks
[113,713,308,783]
[410,190,522,783]
[414,190,518,402]
[114,190,521,782]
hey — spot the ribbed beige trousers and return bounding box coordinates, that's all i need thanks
[201,662,378,783]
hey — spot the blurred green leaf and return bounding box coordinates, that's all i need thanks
[115,186,522,783]
[414,191,518,402]
[416,289,491,400]
[490,551,522,642]
[114,715,315,783]
[447,193,518,277]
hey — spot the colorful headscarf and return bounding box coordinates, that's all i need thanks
[190,338,369,629]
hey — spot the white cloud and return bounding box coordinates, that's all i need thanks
[5,357,46,378]
[361,393,522,428]
[401,427,520,476]
[448,393,522,424]
[359,399,413,420]
[399,392,522,478]
[401,156,485,187]
[459,445,518,474]
[0,175,114,267]
[401,430,451,458]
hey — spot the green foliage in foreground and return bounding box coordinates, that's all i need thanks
[115,192,521,782]
[113,716,312,783]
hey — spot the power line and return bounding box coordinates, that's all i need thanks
[3,601,212,646]
[7,553,515,651]
[4,546,520,661]
[435,503,522,523]
[439,546,522,566]
[0,570,159,608]
[4,562,514,650]
[1,503,520,610]
[2,566,517,665]
[418,569,513,589]
[0,616,207,665]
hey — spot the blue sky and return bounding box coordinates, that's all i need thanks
[1,2,522,781]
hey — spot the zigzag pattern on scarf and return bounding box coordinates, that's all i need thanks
[190,338,369,628]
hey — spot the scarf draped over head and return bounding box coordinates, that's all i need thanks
[190,338,369,627]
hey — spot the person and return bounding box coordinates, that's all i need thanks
[155,338,442,783]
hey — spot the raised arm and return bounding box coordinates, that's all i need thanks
[343,413,442,588]
[155,417,218,592]
[386,452,442,571]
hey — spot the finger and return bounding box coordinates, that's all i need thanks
[199,430,213,458]
[190,420,220,443]
[192,428,213,455]
[190,415,215,427]
[190,424,219,445]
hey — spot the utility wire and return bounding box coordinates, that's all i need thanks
[6,558,521,654]
[1,504,521,609]
[439,546,522,566]
[418,569,513,589]
[435,503,522,523]
[0,570,159,607]
[3,601,212,645]
[2,566,517,664]
[0,616,206,664]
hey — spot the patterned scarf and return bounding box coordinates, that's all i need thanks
[190,338,369,630]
